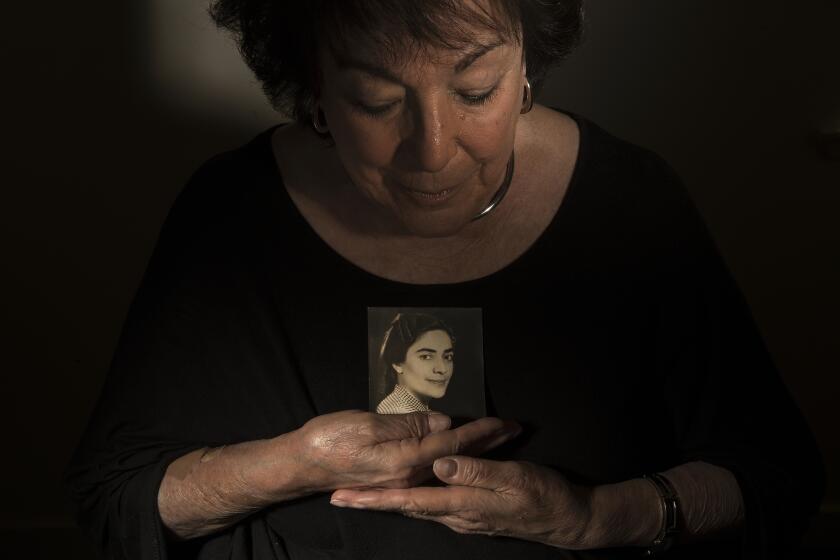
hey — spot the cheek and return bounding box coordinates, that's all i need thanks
[458,92,519,160]
[407,360,429,376]
[323,105,398,169]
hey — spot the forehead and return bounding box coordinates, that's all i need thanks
[410,329,453,350]
[319,0,521,71]
[325,37,513,84]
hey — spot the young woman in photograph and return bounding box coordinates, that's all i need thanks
[376,313,455,414]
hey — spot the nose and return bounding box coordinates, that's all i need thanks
[398,94,459,173]
[432,357,449,375]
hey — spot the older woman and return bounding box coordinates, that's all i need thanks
[66,1,823,559]
[376,312,456,414]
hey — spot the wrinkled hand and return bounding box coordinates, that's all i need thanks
[330,456,594,549]
[293,411,521,494]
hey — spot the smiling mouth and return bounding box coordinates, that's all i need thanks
[399,184,460,205]
[426,379,448,385]
[408,188,454,201]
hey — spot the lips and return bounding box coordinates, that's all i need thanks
[389,173,471,206]
[426,378,448,386]
[397,183,461,206]
[407,188,455,201]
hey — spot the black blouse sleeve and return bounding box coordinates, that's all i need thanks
[63,154,263,560]
[651,165,825,559]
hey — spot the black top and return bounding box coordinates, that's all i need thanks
[66,114,825,560]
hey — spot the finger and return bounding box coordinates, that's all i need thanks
[427,412,451,433]
[432,456,525,492]
[457,418,522,456]
[413,418,521,465]
[330,486,466,515]
[377,412,451,441]
[331,487,504,538]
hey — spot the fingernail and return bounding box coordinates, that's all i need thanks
[434,458,457,479]
[330,499,347,507]
[499,421,522,438]
[428,413,451,432]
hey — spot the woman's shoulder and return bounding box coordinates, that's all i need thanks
[523,107,692,221]
[524,108,717,269]
[563,110,689,204]
[158,126,285,245]
[544,109,698,231]
[376,391,412,414]
[376,387,429,415]
[177,127,282,212]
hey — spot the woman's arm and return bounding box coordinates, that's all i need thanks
[158,432,305,540]
[158,411,521,540]
[584,461,744,548]
[330,458,744,551]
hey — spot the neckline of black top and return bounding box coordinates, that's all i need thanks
[256,108,590,290]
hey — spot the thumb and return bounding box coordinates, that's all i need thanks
[433,456,520,490]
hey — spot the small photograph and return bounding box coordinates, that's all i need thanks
[368,307,485,420]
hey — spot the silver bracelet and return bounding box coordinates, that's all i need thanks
[642,473,681,556]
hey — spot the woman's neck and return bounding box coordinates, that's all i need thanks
[271,107,580,284]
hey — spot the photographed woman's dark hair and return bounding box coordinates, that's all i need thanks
[379,312,455,383]
[210,0,584,121]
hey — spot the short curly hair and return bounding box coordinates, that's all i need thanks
[210,0,584,122]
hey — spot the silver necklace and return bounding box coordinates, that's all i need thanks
[472,152,515,221]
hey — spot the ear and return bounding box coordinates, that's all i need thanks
[392,363,403,375]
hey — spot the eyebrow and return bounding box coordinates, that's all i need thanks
[415,348,454,354]
[335,55,401,83]
[455,40,504,73]
[335,40,504,83]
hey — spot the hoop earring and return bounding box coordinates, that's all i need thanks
[520,79,534,114]
[312,104,329,134]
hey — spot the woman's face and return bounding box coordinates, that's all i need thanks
[317,26,525,237]
[394,329,454,400]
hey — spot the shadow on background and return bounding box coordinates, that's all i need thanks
[1,0,837,557]
[0,0,272,532]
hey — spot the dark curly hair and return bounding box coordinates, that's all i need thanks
[210,0,584,122]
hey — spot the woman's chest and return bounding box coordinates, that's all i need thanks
[258,263,674,483]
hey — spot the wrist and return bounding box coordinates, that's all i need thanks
[255,430,323,502]
[581,478,663,549]
[642,473,681,555]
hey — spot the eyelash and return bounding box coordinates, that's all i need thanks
[460,86,499,107]
[418,354,454,361]
[355,85,499,118]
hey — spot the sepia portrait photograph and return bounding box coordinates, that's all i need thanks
[368,308,485,419]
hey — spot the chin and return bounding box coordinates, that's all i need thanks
[423,387,447,399]
[398,207,477,238]
[387,177,488,237]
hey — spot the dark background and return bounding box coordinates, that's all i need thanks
[2,1,837,557]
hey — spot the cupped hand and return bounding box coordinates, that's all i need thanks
[330,456,594,549]
[292,411,521,494]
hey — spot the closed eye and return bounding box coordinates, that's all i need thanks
[354,100,400,118]
[354,83,500,118]
[459,85,499,106]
